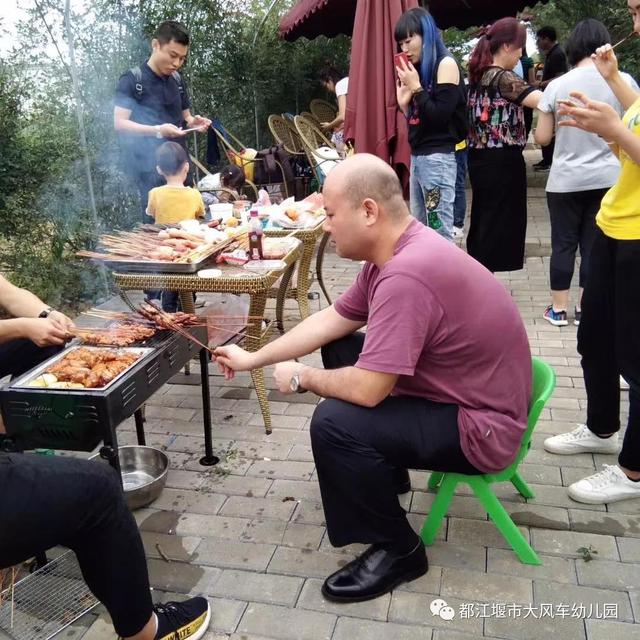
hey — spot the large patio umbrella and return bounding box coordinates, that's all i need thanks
[342,0,419,184]
[279,0,550,41]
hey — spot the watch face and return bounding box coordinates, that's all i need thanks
[290,375,299,392]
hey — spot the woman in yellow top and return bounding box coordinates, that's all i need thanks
[146,142,205,224]
[543,0,640,505]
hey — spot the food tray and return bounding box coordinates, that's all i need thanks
[10,346,154,392]
[101,253,217,274]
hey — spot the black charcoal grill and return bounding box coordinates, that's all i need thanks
[0,326,219,470]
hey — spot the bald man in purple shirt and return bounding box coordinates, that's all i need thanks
[214,153,531,603]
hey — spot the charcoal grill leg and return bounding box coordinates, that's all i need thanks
[198,347,219,466]
[134,408,146,446]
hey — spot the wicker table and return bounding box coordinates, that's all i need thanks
[112,242,302,434]
[265,219,331,327]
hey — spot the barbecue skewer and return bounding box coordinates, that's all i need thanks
[611,31,637,50]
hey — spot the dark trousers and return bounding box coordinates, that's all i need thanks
[310,333,479,548]
[0,454,153,637]
[541,137,555,166]
[135,170,164,222]
[547,189,605,291]
[0,339,62,380]
[578,228,640,472]
[453,148,468,228]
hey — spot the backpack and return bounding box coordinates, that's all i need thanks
[129,66,185,102]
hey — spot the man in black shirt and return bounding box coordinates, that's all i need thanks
[534,26,569,171]
[114,21,211,219]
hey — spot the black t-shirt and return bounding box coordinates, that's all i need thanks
[115,62,191,171]
[542,44,568,82]
[407,59,468,155]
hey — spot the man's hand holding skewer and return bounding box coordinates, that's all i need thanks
[213,345,256,380]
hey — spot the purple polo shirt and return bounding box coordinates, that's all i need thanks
[334,219,531,473]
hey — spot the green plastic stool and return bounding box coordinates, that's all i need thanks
[420,358,556,565]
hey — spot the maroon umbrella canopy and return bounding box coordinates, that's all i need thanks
[279,0,550,40]
[343,0,419,182]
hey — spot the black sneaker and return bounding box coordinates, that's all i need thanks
[154,597,211,640]
[534,163,550,172]
[574,307,581,326]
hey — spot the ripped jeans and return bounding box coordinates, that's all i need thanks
[410,152,457,241]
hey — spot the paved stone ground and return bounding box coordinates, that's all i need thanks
[35,152,640,639]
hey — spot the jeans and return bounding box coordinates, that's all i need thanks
[453,148,468,229]
[310,333,479,549]
[577,228,640,472]
[0,454,153,637]
[410,152,457,241]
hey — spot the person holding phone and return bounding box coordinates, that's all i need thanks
[542,0,640,505]
[395,7,467,242]
[465,18,542,273]
[534,19,638,328]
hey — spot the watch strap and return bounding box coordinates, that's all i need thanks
[38,307,53,319]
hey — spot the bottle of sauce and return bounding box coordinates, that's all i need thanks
[248,209,264,260]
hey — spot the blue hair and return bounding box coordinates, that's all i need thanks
[395,8,451,92]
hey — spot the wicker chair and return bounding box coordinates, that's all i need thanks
[293,115,341,188]
[300,111,322,128]
[212,123,289,199]
[310,98,337,124]
[268,114,306,156]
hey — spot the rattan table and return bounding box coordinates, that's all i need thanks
[265,218,331,326]
[111,242,302,434]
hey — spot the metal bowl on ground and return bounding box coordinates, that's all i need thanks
[90,445,169,510]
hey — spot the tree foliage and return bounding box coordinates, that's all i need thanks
[0,0,350,310]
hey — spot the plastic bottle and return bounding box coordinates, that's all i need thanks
[248,209,264,260]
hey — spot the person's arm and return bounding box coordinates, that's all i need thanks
[534,110,555,146]
[213,305,366,376]
[0,274,74,345]
[114,106,185,139]
[274,360,398,408]
[403,58,462,128]
[592,45,640,111]
[558,90,640,164]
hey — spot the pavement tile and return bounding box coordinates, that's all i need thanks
[333,616,433,640]
[240,519,288,544]
[267,479,322,502]
[146,558,220,594]
[281,522,326,550]
[504,502,570,530]
[141,531,201,562]
[534,580,633,621]
[219,495,298,521]
[616,537,640,562]
[487,547,577,584]
[585,620,640,640]
[569,510,640,538]
[576,559,640,591]
[237,602,336,640]
[291,500,326,526]
[296,578,390,620]
[531,529,619,560]
[208,569,303,606]
[195,538,276,571]
[485,614,586,640]
[389,591,483,635]
[151,487,226,515]
[267,546,354,579]
[201,474,273,498]
[441,567,533,605]
[246,459,315,481]
[176,513,249,539]
[447,517,530,550]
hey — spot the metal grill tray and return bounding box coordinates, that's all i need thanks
[101,255,216,273]
[0,551,99,640]
[9,346,154,392]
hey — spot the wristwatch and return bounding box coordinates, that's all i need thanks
[289,374,306,394]
[154,125,163,139]
[38,307,53,318]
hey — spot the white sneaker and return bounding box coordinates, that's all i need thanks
[452,226,465,239]
[568,465,640,504]
[620,375,630,390]
[543,424,620,455]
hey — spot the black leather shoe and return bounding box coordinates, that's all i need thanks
[321,540,428,602]
[393,467,411,494]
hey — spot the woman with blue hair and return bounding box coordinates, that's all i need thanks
[395,7,467,241]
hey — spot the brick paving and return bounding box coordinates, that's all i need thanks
[53,153,640,638]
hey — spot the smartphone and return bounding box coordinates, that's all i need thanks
[394,52,410,69]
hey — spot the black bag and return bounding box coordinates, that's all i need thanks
[253,145,295,191]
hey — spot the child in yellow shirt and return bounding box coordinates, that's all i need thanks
[146,142,204,312]
[146,142,205,224]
